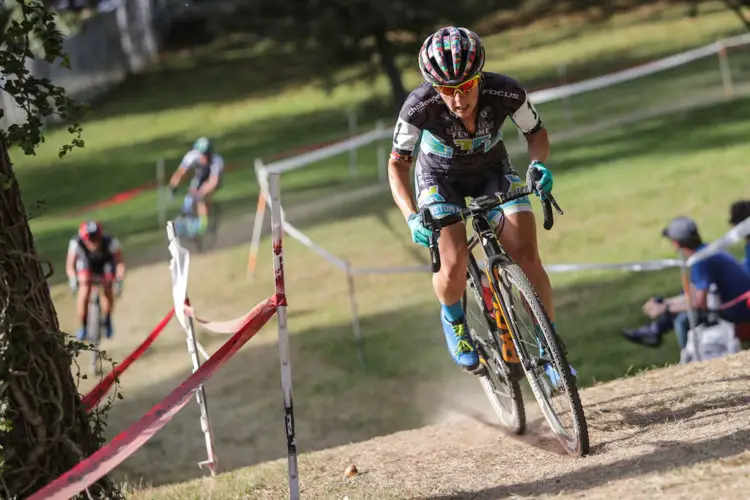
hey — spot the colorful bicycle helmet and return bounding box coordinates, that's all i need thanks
[193,137,213,154]
[418,26,485,86]
[79,220,102,242]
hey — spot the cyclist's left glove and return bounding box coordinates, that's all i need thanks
[527,160,553,199]
[68,276,79,294]
[114,278,124,297]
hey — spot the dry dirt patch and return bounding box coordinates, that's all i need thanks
[132,350,750,499]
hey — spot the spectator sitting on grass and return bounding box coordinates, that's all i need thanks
[729,199,750,275]
[622,216,750,349]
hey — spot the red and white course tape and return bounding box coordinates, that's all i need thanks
[28,296,279,500]
[82,308,175,412]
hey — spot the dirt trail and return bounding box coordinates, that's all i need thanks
[236,351,750,499]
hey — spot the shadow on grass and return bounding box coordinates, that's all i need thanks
[107,301,459,488]
[35,92,750,299]
[84,39,323,121]
[20,93,392,220]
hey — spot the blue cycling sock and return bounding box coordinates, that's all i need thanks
[441,301,464,323]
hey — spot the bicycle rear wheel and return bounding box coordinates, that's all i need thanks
[464,255,526,435]
[494,262,589,456]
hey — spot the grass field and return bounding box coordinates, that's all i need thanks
[20,0,750,494]
[53,93,750,492]
[17,1,750,286]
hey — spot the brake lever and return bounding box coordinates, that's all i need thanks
[546,192,565,216]
[420,208,442,273]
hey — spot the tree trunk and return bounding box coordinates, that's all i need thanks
[724,0,750,30]
[0,140,120,498]
[374,28,407,110]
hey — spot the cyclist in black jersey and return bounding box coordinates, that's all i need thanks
[388,25,574,384]
[65,221,126,341]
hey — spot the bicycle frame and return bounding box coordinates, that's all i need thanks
[466,213,522,365]
[422,173,564,369]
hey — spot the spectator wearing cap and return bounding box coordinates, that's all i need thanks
[622,216,750,349]
[729,200,750,275]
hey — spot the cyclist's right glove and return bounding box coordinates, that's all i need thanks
[68,276,79,294]
[527,160,554,199]
[407,213,436,248]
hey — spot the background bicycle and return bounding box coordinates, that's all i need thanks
[168,188,221,252]
[75,276,119,375]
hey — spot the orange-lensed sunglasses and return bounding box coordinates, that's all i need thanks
[434,75,480,96]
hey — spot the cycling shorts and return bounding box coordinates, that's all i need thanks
[414,159,532,230]
[76,259,115,283]
[189,175,223,195]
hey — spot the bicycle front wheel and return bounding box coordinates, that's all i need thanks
[464,256,526,435]
[87,296,103,375]
[495,263,589,456]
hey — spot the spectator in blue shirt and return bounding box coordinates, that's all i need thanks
[729,199,750,275]
[623,216,750,349]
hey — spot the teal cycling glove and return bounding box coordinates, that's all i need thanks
[527,160,553,198]
[407,213,436,248]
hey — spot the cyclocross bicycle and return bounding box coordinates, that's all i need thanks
[84,279,104,375]
[172,191,221,253]
[420,170,590,456]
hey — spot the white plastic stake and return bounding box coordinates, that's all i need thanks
[344,260,366,365]
[376,120,387,184]
[166,220,218,475]
[269,172,300,500]
[156,158,166,225]
[717,40,734,99]
[247,159,268,280]
[556,62,573,123]
[349,111,358,178]
[185,299,219,475]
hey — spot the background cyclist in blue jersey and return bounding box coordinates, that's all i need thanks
[168,137,224,235]
[387,26,572,384]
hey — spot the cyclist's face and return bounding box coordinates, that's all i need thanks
[437,81,479,119]
[198,153,210,166]
[84,236,102,251]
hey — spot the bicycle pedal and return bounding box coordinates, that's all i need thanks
[465,358,488,377]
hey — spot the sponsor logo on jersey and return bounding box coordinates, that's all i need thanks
[420,130,454,158]
[505,174,526,192]
[426,203,461,218]
[483,88,520,99]
[454,131,504,154]
[406,94,441,116]
[418,185,445,206]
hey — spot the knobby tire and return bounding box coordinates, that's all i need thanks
[497,262,590,456]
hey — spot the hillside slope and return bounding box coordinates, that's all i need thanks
[133,350,750,499]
